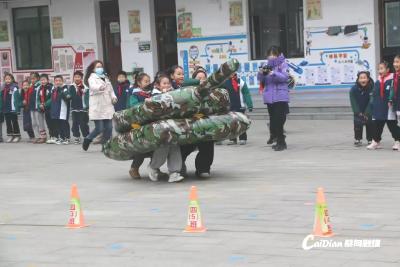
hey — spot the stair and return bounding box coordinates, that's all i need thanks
[249,106,353,120]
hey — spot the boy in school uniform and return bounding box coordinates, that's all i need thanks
[50,75,71,145]
[69,71,89,144]
[36,74,53,144]
[113,71,131,112]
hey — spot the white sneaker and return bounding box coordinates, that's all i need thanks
[239,140,247,145]
[367,140,380,150]
[392,141,400,151]
[73,137,81,145]
[46,137,56,144]
[147,165,159,182]
[55,138,62,145]
[12,136,21,143]
[62,139,70,145]
[168,172,184,183]
[6,136,14,143]
[227,140,237,145]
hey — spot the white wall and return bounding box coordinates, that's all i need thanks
[118,0,158,78]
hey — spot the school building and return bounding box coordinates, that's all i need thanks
[0,0,398,90]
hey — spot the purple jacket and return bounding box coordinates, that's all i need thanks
[257,55,289,104]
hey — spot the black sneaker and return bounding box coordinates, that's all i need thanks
[82,138,91,151]
[354,140,362,147]
[267,137,276,145]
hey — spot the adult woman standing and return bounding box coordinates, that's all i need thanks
[82,60,117,151]
[180,66,214,178]
[259,46,290,151]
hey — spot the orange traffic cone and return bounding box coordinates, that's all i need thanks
[184,186,206,233]
[66,184,88,229]
[312,187,334,237]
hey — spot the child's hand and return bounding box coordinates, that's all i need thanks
[388,102,393,108]
[22,100,27,106]
[144,98,152,103]
[112,97,118,104]
[39,104,44,111]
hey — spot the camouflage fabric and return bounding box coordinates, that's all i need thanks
[104,112,251,161]
[113,88,230,133]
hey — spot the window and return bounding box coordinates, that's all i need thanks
[248,0,304,59]
[385,1,400,47]
[13,6,52,70]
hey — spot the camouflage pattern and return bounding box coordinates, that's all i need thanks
[104,112,251,161]
[113,88,230,133]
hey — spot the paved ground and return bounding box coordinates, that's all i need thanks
[1,119,400,267]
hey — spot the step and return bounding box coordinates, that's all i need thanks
[248,112,354,120]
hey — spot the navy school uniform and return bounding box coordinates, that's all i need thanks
[50,85,71,140]
[69,83,90,138]
[371,74,400,142]
[113,80,131,112]
[20,89,35,138]
[0,83,22,136]
[349,81,373,141]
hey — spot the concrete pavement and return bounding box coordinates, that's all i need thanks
[0,120,400,266]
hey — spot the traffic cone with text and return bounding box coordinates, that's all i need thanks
[66,184,88,228]
[184,186,206,233]
[312,187,334,237]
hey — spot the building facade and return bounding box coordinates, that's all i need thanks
[0,0,397,91]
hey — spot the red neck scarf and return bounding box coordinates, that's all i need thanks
[231,77,239,92]
[52,87,58,101]
[76,83,84,97]
[380,73,390,100]
[40,85,47,104]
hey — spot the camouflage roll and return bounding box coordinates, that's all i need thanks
[104,112,251,161]
[113,88,230,133]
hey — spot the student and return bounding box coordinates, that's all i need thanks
[36,74,53,144]
[180,67,215,178]
[20,80,35,141]
[29,72,46,143]
[349,71,374,146]
[168,65,185,89]
[223,72,253,145]
[0,73,22,143]
[259,46,290,151]
[367,61,400,150]
[82,60,117,151]
[0,101,2,143]
[391,55,400,131]
[147,75,184,183]
[50,75,71,145]
[114,71,131,112]
[69,71,89,144]
[127,72,153,179]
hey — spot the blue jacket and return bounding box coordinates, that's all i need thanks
[113,81,131,111]
[372,74,393,120]
[0,83,21,114]
[349,80,373,115]
[50,85,71,120]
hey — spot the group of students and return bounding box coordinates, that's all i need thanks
[350,55,400,150]
[0,71,89,144]
[0,60,254,183]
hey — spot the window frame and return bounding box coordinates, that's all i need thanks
[12,5,52,70]
[247,0,305,60]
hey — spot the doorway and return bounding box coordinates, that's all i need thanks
[100,0,122,83]
[380,0,400,66]
[155,0,178,71]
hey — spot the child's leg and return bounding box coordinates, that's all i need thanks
[239,131,247,141]
[4,113,13,137]
[150,146,169,170]
[167,144,182,174]
[31,111,38,137]
[354,116,363,140]
[81,112,90,138]
[10,113,21,136]
[386,120,400,141]
[365,119,374,142]
[373,120,385,142]
[131,154,146,169]
[53,119,60,139]
[65,120,71,140]
[37,112,47,138]
[71,112,80,138]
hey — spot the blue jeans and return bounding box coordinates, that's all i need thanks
[86,119,112,144]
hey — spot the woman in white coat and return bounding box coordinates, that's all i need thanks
[82,60,117,151]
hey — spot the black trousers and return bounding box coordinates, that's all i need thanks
[71,112,89,138]
[4,113,20,136]
[181,141,214,173]
[269,102,288,141]
[267,104,274,138]
[22,109,35,138]
[354,115,373,141]
[373,120,400,142]
[53,119,70,140]
[45,110,57,138]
